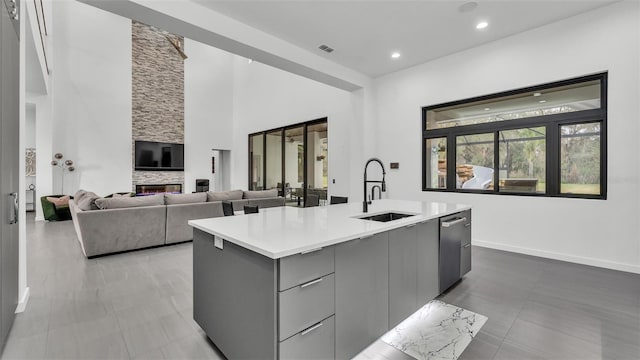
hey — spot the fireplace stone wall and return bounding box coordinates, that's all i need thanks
[131,21,185,191]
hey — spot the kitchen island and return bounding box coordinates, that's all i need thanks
[189,199,471,360]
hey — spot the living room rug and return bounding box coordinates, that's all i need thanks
[381,300,488,360]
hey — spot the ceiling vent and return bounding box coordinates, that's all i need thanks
[318,44,334,53]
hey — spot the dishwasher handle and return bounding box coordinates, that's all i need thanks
[441,217,467,228]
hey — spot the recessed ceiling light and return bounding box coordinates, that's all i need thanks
[539,100,547,103]
[391,52,401,59]
[484,108,490,111]
[476,21,488,30]
[533,92,542,97]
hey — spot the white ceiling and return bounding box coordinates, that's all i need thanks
[193,0,617,78]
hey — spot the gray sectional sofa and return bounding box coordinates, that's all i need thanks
[70,189,284,257]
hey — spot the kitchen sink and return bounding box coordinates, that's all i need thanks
[356,212,418,223]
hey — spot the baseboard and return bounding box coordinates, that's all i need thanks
[473,239,640,275]
[15,287,30,313]
[35,216,44,222]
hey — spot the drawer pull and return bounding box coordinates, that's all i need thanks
[463,243,471,248]
[300,247,323,255]
[300,278,323,289]
[465,223,471,227]
[405,223,417,228]
[300,321,323,336]
[442,217,467,228]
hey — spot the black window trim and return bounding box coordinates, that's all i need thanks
[421,72,607,200]
[248,117,328,200]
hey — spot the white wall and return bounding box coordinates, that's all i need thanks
[230,58,358,198]
[51,0,132,196]
[184,38,234,193]
[373,1,640,273]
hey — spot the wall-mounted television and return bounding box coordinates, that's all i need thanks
[135,141,184,171]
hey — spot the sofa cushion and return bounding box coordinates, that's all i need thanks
[74,189,88,203]
[47,195,70,207]
[207,189,243,202]
[248,197,285,209]
[95,194,164,210]
[76,191,101,211]
[243,189,278,199]
[164,192,207,205]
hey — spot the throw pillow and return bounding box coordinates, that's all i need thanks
[75,192,101,211]
[243,189,278,199]
[46,196,70,207]
[164,192,207,205]
[95,194,164,209]
[206,189,243,202]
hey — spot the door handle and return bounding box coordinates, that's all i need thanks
[441,217,467,228]
[8,192,18,224]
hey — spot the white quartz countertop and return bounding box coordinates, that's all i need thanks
[189,199,470,259]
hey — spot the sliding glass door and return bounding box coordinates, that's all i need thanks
[265,130,283,192]
[249,134,264,190]
[285,126,305,205]
[306,122,328,204]
[248,118,328,206]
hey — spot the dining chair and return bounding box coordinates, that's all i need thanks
[304,194,320,208]
[222,201,234,216]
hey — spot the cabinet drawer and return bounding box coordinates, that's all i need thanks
[279,273,334,341]
[279,315,334,360]
[279,246,334,291]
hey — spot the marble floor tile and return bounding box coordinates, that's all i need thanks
[381,300,487,360]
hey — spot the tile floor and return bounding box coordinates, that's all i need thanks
[1,214,224,359]
[2,214,640,359]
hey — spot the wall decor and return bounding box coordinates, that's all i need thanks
[25,148,36,176]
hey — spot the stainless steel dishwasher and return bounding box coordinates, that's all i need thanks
[439,211,471,293]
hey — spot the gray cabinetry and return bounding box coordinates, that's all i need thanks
[388,220,440,328]
[417,220,440,304]
[335,232,389,360]
[388,225,418,327]
[280,316,335,360]
[279,273,335,341]
[279,246,334,291]
[193,230,278,359]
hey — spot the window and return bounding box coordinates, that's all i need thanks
[422,73,606,199]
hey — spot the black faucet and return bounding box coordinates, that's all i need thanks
[363,158,386,213]
[371,185,382,200]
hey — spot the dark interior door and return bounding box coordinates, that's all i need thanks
[1,0,20,349]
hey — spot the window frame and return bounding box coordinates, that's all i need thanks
[248,117,328,199]
[421,73,607,200]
